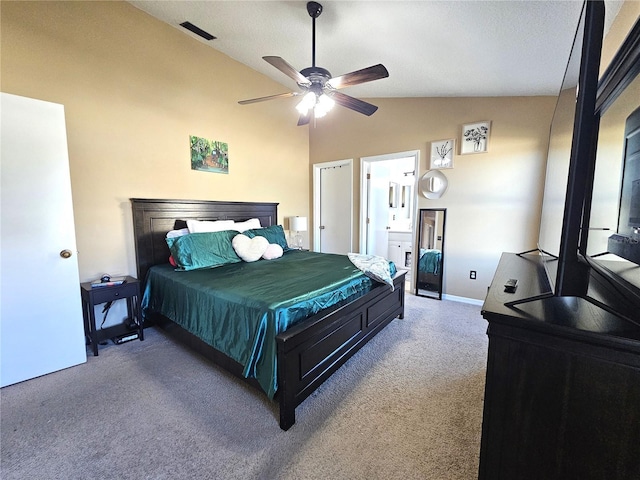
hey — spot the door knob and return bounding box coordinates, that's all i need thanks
[319,226,326,230]
[60,249,73,259]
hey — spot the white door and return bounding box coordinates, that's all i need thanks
[1,93,86,387]
[315,161,352,254]
[367,161,391,256]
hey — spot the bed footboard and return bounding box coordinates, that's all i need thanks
[276,272,406,430]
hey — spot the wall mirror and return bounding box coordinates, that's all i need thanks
[585,19,640,301]
[419,170,448,199]
[389,182,398,208]
[401,185,412,218]
[416,208,446,299]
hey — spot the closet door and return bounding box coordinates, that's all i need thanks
[317,161,352,254]
[1,93,86,387]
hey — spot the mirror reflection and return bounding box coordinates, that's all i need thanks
[416,208,446,299]
[588,72,640,254]
[587,59,640,292]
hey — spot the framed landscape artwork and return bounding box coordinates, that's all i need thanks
[190,135,229,174]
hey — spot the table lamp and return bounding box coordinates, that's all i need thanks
[290,216,307,250]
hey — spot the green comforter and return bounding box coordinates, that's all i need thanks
[141,250,378,399]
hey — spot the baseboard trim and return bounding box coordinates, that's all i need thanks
[442,294,484,306]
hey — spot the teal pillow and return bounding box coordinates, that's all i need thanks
[166,230,241,271]
[245,225,291,251]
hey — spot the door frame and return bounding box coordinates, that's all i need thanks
[360,149,419,258]
[312,158,354,252]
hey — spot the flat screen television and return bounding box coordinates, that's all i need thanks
[535,0,604,297]
[517,1,640,322]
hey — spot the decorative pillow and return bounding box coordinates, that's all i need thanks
[262,243,284,260]
[245,225,290,251]
[166,228,190,239]
[186,219,235,233]
[232,234,269,262]
[232,218,262,232]
[166,230,241,271]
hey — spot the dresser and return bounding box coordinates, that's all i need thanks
[479,253,640,480]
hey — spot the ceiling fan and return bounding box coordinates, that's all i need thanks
[238,1,389,126]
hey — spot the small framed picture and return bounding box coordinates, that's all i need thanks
[430,139,455,169]
[461,121,491,154]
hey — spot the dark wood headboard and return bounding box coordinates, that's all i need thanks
[131,198,278,282]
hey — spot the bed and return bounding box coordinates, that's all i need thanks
[417,248,441,291]
[131,198,405,430]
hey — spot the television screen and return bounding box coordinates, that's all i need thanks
[537,2,587,291]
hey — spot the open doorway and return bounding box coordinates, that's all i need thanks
[360,150,419,290]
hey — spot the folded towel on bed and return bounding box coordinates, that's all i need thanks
[347,253,395,291]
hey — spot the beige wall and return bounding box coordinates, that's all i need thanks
[3,1,637,302]
[308,1,640,301]
[1,1,310,282]
[310,96,556,300]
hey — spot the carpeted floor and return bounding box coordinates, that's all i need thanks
[0,294,488,480]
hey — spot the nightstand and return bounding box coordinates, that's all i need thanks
[80,276,143,356]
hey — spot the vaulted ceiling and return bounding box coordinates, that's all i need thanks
[129,1,623,99]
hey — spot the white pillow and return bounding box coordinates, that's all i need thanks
[166,228,190,239]
[232,234,269,262]
[232,218,262,232]
[187,219,235,233]
[262,243,283,260]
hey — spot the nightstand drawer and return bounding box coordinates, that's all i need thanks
[90,281,139,304]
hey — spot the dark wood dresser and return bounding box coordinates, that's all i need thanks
[479,253,640,480]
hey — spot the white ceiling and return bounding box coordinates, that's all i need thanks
[129,1,623,99]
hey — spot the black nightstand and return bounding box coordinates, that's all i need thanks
[80,276,143,356]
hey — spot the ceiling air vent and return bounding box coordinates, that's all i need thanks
[179,21,216,41]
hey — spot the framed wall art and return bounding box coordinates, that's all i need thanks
[190,135,229,174]
[461,121,491,154]
[430,138,455,169]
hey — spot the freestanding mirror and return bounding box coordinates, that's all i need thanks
[416,208,446,299]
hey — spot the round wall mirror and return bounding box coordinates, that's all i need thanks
[419,170,449,199]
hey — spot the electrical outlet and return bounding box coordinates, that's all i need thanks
[470,270,477,280]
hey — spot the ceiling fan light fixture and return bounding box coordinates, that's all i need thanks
[296,91,317,115]
[314,93,335,118]
[238,2,387,125]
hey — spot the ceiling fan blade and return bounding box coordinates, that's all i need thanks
[326,64,389,90]
[297,112,311,126]
[327,91,379,116]
[238,92,299,105]
[263,56,311,87]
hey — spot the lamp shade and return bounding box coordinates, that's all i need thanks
[290,216,307,232]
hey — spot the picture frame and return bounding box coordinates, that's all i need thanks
[430,139,455,169]
[460,121,491,154]
[190,135,229,174]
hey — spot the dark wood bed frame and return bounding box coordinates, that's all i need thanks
[131,198,405,430]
